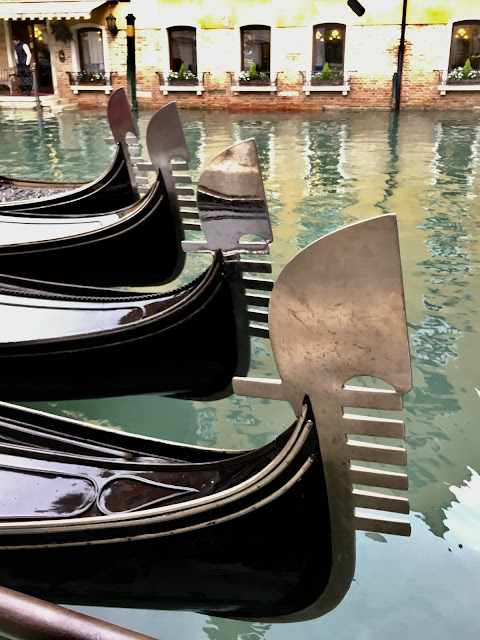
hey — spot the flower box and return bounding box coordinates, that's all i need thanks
[167,78,198,85]
[310,78,344,86]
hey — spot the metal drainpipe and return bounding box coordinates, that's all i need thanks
[395,0,408,112]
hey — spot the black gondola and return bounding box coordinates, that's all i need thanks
[0,99,196,287]
[0,88,140,214]
[0,139,272,400]
[0,215,412,622]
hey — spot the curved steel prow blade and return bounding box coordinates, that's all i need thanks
[107,87,138,144]
[182,139,273,255]
[233,214,412,621]
[105,87,139,196]
[146,102,190,216]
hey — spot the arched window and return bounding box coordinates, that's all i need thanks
[241,25,271,73]
[77,27,105,73]
[168,26,197,75]
[448,20,480,71]
[313,23,346,73]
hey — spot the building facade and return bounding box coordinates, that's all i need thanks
[0,0,480,110]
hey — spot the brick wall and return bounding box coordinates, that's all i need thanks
[51,21,480,110]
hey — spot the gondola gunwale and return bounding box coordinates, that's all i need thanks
[0,168,186,287]
[0,170,163,250]
[0,251,224,351]
[0,144,135,217]
[0,404,313,539]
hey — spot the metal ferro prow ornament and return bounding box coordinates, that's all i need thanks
[146,101,191,220]
[105,87,139,195]
[233,214,412,621]
[182,139,273,254]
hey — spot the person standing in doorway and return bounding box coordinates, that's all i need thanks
[12,36,33,95]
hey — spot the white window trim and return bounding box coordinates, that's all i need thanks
[70,23,112,94]
[232,23,277,93]
[302,21,350,95]
[159,24,204,95]
[438,16,480,94]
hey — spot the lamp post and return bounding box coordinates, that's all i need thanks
[126,13,137,112]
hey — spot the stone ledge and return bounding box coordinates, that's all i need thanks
[438,84,480,96]
[70,85,113,95]
[159,85,205,96]
[231,84,277,96]
[302,84,350,96]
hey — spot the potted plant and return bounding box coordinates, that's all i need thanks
[50,19,73,43]
[310,62,344,85]
[238,63,269,85]
[70,70,109,85]
[446,57,480,84]
[167,63,198,85]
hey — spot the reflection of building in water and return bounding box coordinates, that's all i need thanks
[297,119,356,246]
[232,118,275,181]
[406,117,480,537]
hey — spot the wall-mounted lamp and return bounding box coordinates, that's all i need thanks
[106,13,118,37]
[347,0,366,17]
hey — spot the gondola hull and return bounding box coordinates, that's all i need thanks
[0,174,184,287]
[0,402,329,622]
[0,144,137,215]
[0,253,247,400]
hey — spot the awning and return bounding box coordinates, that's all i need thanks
[0,1,106,21]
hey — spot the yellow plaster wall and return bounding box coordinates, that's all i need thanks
[116,0,480,29]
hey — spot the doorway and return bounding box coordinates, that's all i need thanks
[10,20,53,93]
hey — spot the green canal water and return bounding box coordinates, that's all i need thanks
[0,106,479,639]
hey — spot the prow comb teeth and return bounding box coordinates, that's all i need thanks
[344,393,410,536]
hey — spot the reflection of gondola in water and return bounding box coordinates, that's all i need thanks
[0,88,140,212]
[0,138,273,401]
[0,214,412,622]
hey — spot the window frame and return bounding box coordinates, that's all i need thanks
[439,16,480,94]
[68,23,111,94]
[312,23,346,75]
[70,23,110,75]
[167,25,198,76]
[240,24,271,75]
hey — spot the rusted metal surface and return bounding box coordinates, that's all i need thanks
[0,585,157,640]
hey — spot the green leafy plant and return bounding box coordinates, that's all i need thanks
[311,64,344,84]
[463,57,473,75]
[167,65,197,82]
[248,63,259,80]
[447,57,480,82]
[50,20,73,43]
[238,64,268,83]
[178,63,188,80]
[321,62,332,80]
[75,70,108,84]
